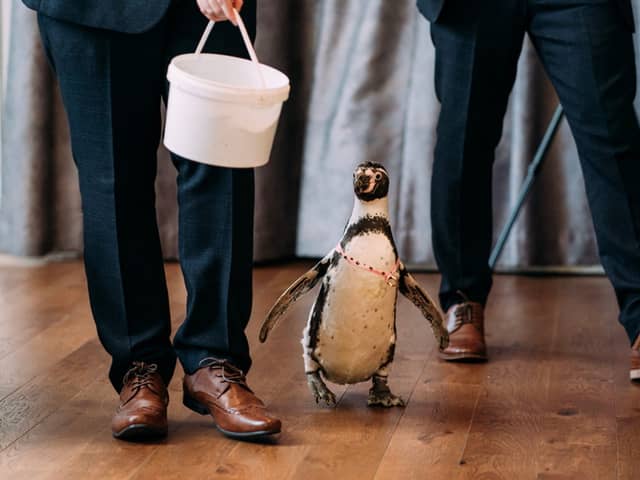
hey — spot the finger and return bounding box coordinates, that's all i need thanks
[207,0,223,14]
[233,0,244,13]
[199,0,221,21]
[198,7,215,22]
[201,7,226,22]
[218,0,238,25]
[197,0,210,18]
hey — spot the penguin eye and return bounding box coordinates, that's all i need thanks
[375,173,382,180]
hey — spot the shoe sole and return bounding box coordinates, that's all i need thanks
[112,424,168,441]
[438,351,488,362]
[183,393,281,440]
[630,368,640,382]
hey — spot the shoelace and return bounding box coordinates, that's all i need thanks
[123,362,159,391]
[198,357,252,392]
[451,291,480,328]
[454,302,474,325]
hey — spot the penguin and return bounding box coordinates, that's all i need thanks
[259,162,448,407]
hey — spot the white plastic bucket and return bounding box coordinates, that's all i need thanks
[163,17,290,168]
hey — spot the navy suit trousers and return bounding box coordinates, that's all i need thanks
[429,0,640,343]
[37,0,257,390]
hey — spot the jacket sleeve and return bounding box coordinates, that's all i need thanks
[21,0,172,34]
[617,0,635,32]
[416,0,446,22]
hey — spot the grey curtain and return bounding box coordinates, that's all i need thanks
[2,0,640,270]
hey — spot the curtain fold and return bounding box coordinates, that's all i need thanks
[2,0,640,270]
[0,3,82,255]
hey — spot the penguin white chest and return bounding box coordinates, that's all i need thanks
[310,234,398,384]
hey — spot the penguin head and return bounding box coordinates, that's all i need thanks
[353,162,389,202]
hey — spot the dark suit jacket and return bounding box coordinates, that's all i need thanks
[416,0,635,31]
[416,0,445,22]
[22,0,172,33]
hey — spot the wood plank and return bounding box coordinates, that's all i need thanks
[375,276,557,479]
[280,274,440,480]
[454,277,558,479]
[0,263,185,401]
[0,300,94,400]
[0,262,86,360]
[0,368,205,479]
[129,262,316,479]
[610,287,640,480]
[0,262,288,479]
[0,340,109,452]
[0,262,636,480]
[373,378,482,480]
[615,385,640,478]
[0,263,188,479]
[535,278,618,479]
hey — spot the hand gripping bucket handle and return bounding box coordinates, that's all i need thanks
[194,9,266,88]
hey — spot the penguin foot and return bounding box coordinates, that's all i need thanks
[306,371,337,407]
[367,375,405,408]
[367,389,405,408]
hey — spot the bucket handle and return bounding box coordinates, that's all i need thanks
[194,9,266,89]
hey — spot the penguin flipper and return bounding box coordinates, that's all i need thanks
[398,265,449,349]
[259,254,333,343]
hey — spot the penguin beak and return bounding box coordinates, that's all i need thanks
[354,175,375,195]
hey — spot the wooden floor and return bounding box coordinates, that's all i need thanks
[0,260,639,479]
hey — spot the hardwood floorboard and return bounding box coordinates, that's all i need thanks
[0,263,85,359]
[373,375,483,479]
[0,340,109,452]
[0,261,636,480]
[451,278,558,479]
[614,324,640,480]
[0,263,188,478]
[284,278,440,480]
[535,279,618,479]
[0,299,94,400]
[130,262,315,480]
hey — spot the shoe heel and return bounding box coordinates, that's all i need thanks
[183,392,209,416]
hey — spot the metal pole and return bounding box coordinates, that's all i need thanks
[488,104,565,270]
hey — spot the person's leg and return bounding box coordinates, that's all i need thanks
[529,0,640,346]
[430,0,526,311]
[162,0,257,375]
[37,15,175,391]
[172,161,255,375]
[159,1,280,440]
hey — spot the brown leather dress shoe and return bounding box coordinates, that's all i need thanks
[631,336,640,382]
[111,362,169,440]
[438,300,488,362]
[183,358,281,440]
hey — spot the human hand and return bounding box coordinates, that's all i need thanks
[196,0,244,25]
